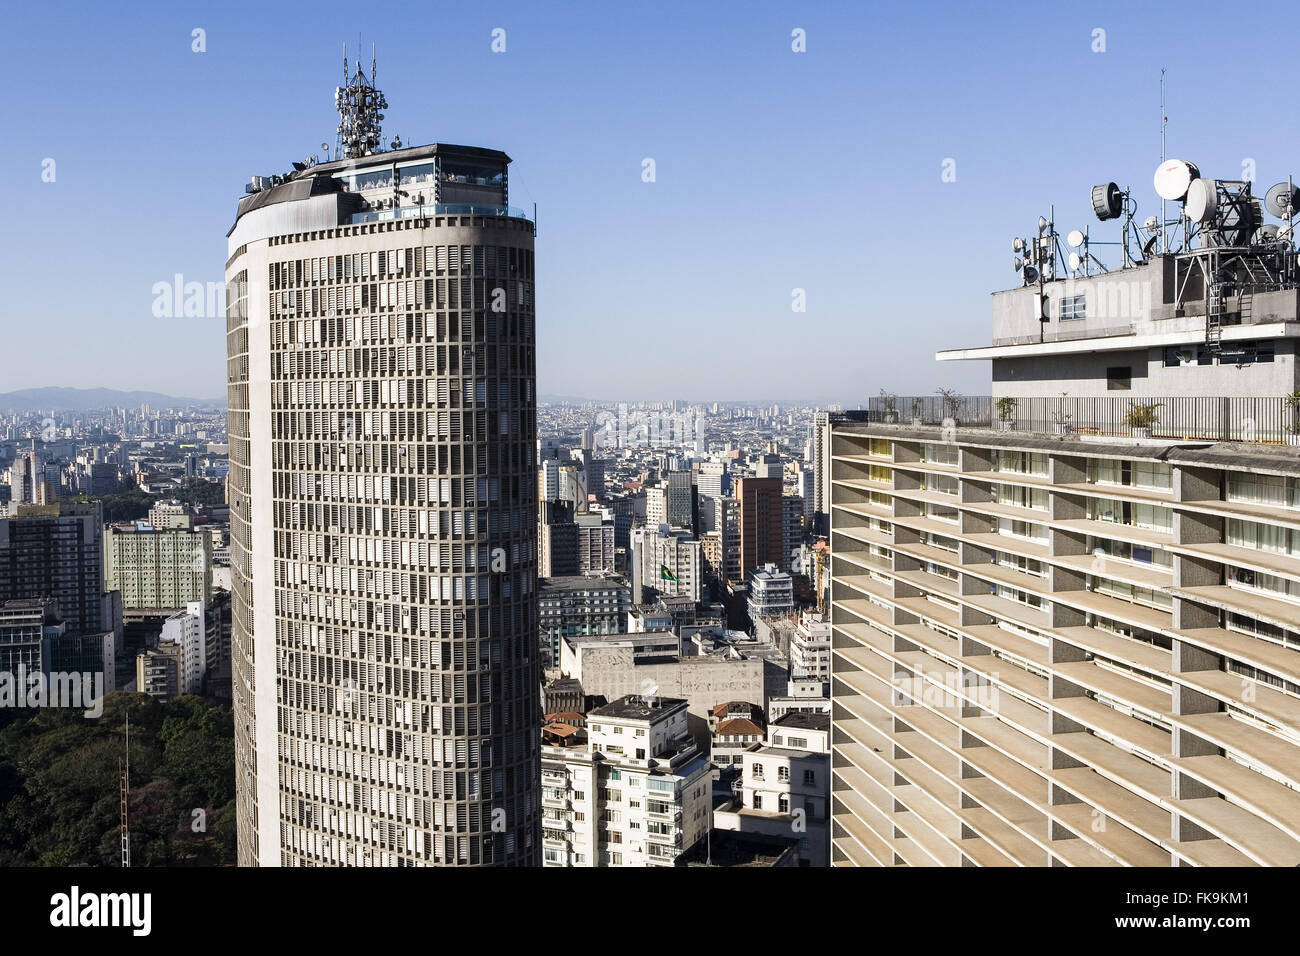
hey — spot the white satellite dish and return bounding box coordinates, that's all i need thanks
[1185,179,1219,224]
[1154,159,1200,202]
[1068,252,1082,271]
[1143,215,1160,232]
[1066,229,1085,248]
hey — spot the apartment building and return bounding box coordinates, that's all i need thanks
[830,198,1300,865]
[714,712,830,866]
[540,695,713,866]
[225,63,540,865]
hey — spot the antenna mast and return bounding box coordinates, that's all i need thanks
[334,41,388,160]
[119,715,131,868]
[1160,69,1167,251]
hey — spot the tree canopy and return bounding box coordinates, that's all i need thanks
[0,693,236,866]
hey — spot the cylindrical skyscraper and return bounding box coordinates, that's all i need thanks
[226,63,539,865]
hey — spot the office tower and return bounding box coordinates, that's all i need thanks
[225,61,539,866]
[540,501,579,578]
[105,524,213,609]
[733,476,783,578]
[8,453,32,508]
[696,460,729,499]
[540,696,713,866]
[584,457,606,499]
[630,526,702,602]
[782,493,805,572]
[0,598,60,680]
[539,457,561,503]
[558,463,587,512]
[538,575,630,668]
[0,502,111,635]
[702,495,741,583]
[830,169,1300,866]
[664,469,697,532]
[797,465,815,520]
[575,513,615,574]
[645,486,668,528]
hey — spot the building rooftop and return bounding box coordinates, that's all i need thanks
[591,694,687,722]
[539,575,628,592]
[774,711,830,732]
[679,829,799,867]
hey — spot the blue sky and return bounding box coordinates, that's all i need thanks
[4,0,1297,403]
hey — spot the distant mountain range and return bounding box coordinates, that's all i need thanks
[0,387,224,413]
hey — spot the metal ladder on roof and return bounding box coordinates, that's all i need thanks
[1205,283,1225,353]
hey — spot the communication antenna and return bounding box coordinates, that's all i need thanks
[120,715,131,868]
[1160,69,1167,251]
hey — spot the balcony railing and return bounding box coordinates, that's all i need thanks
[840,395,1300,445]
[350,203,532,225]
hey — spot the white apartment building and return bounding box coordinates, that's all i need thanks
[714,712,830,866]
[790,611,831,682]
[541,696,713,866]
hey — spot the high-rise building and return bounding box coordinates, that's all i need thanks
[538,575,631,668]
[811,411,831,533]
[225,62,540,866]
[664,469,697,532]
[105,524,213,609]
[630,526,702,603]
[0,502,112,636]
[733,476,783,578]
[575,513,615,574]
[696,460,729,499]
[830,179,1300,866]
[781,493,805,572]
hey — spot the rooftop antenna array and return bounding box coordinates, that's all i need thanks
[335,42,388,160]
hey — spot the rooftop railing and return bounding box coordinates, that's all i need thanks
[349,203,531,225]
[838,395,1300,445]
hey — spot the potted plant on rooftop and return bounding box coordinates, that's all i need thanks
[1285,390,1300,446]
[879,389,899,424]
[1051,392,1072,435]
[1123,400,1163,440]
[938,387,962,426]
[995,396,1017,432]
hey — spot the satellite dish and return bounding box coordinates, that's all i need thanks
[1143,215,1160,232]
[1252,224,1280,244]
[1185,179,1218,224]
[1013,256,1025,271]
[1154,159,1200,201]
[1012,237,1025,252]
[1264,182,1300,220]
[1142,234,1160,257]
[1066,229,1085,248]
[1022,265,1040,284]
[1068,252,1082,271]
[1281,225,1294,243]
[1038,216,1050,231]
[1091,182,1123,221]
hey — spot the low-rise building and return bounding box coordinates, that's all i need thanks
[713,712,830,867]
[541,695,713,867]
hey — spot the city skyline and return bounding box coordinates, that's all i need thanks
[12,2,1300,400]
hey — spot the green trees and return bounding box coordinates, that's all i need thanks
[0,693,235,866]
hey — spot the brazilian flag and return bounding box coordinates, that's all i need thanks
[660,564,678,583]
